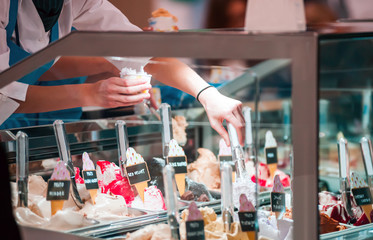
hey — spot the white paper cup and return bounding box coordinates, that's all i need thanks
[121,73,151,93]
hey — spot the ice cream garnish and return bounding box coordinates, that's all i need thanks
[239,194,255,212]
[167,139,187,195]
[47,161,71,215]
[82,152,95,170]
[350,171,373,222]
[125,147,150,202]
[265,131,278,179]
[273,175,284,193]
[186,201,205,240]
[168,139,185,156]
[187,201,203,221]
[271,175,285,220]
[82,152,99,204]
[238,194,257,236]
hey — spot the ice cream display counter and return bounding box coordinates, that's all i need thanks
[2,22,373,239]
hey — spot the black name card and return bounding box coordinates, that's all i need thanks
[167,156,187,174]
[186,220,205,240]
[126,162,150,185]
[352,187,373,206]
[238,211,256,232]
[271,192,285,212]
[47,180,70,201]
[83,170,99,190]
[218,155,236,171]
[265,147,278,165]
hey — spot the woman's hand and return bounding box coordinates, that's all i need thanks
[198,87,245,146]
[86,76,151,108]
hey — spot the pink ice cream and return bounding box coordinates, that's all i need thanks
[144,185,166,211]
[96,160,136,205]
[74,167,85,184]
[250,163,290,188]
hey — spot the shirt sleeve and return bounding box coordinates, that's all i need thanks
[0,0,28,102]
[0,0,10,72]
[72,0,141,32]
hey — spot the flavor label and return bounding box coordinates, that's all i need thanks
[265,147,278,165]
[46,180,70,201]
[238,211,256,232]
[352,187,373,206]
[218,155,236,171]
[186,220,205,240]
[126,162,150,185]
[83,170,99,190]
[167,156,187,174]
[271,192,285,212]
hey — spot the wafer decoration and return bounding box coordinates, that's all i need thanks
[351,171,373,222]
[271,175,285,220]
[168,139,185,156]
[167,139,187,195]
[82,152,98,204]
[49,161,70,215]
[239,194,256,240]
[126,147,150,201]
[265,131,278,179]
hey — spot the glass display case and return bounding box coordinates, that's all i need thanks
[0,27,321,240]
[317,24,373,239]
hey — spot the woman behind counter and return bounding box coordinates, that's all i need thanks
[0,0,244,145]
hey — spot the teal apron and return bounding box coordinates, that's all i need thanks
[1,0,85,129]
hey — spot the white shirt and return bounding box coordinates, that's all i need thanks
[0,0,141,125]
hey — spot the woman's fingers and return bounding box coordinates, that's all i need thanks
[226,112,245,146]
[111,84,152,95]
[207,117,230,146]
[114,76,150,87]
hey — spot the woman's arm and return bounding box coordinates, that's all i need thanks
[15,76,151,113]
[145,58,245,145]
[38,56,120,81]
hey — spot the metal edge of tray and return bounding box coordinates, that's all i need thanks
[65,209,165,237]
[68,201,222,238]
[65,189,278,239]
[94,202,223,239]
[319,222,373,240]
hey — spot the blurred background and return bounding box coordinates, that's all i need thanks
[109,0,373,31]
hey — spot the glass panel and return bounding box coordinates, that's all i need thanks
[319,35,373,237]
[2,49,294,238]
